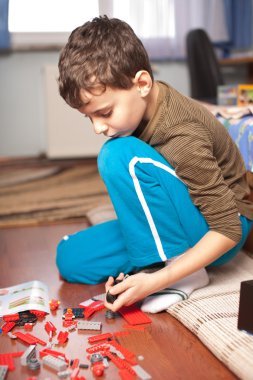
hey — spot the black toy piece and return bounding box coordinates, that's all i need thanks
[106,278,123,304]
[238,280,253,334]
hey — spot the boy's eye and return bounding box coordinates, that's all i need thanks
[100,111,112,118]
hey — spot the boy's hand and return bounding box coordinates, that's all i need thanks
[104,271,160,312]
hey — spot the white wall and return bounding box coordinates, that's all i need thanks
[0,50,190,157]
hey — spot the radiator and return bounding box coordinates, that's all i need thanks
[43,65,107,158]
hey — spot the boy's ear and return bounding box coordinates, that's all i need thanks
[134,70,152,97]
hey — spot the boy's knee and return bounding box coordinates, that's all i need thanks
[56,235,77,283]
[56,234,101,284]
[98,136,140,177]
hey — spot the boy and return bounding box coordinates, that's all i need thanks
[57,16,253,313]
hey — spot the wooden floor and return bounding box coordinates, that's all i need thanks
[0,223,239,380]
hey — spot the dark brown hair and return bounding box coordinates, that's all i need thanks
[58,15,153,109]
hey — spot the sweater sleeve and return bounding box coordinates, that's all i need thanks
[161,122,242,242]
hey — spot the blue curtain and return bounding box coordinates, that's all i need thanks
[224,0,252,50]
[0,0,10,50]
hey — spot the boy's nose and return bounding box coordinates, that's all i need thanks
[94,123,108,135]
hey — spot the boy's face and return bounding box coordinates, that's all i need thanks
[78,83,148,138]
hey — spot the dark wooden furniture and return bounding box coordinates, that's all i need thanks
[220,56,253,83]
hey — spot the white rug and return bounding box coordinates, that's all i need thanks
[167,251,253,380]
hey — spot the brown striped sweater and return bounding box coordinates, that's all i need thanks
[137,81,253,243]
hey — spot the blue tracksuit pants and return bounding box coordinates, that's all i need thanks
[56,137,252,284]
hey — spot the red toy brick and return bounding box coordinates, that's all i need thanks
[13,331,37,345]
[105,351,137,375]
[71,358,79,369]
[83,300,105,319]
[24,323,34,331]
[49,298,60,311]
[1,321,16,333]
[88,332,113,344]
[86,343,110,354]
[3,313,19,322]
[122,324,146,331]
[109,340,136,362]
[92,362,104,377]
[0,351,24,371]
[57,331,69,344]
[70,367,80,379]
[29,310,47,318]
[25,333,47,346]
[113,331,130,337]
[119,368,137,380]
[118,305,152,325]
[44,321,57,334]
[39,348,69,363]
[63,320,77,328]
[44,321,57,341]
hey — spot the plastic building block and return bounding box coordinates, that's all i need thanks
[70,358,79,369]
[16,311,37,326]
[3,314,19,322]
[0,365,8,380]
[1,322,16,333]
[42,355,67,372]
[63,320,77,328]
[57,369,72,378]
[29,310,47,318]
[20,345,36,366]
[109,340,136,363]
[68,324,77,332]
[106,279,123,304]
[24,323,34,331]
[118,305,152,325]
[119,368,137,380]
[0,352,24,371]
[105,351,137,375]
[44,321,57,341]
[49,299,60,311]
[62,308,75,321]
[83,300,105,319]
[57,331,69,344]
[88,332,113,344]
[39,348,69,363]
[90,354,105,377]
[238,280,253,334]
[105,310,119,319]
[26,333,47,346]
[77,321,102,331]
[92,362,104,377]
[113,331,130,338]
[79,363,89,369]
[63,308,85,319]
[13,331,47,346]
[90,353,104,364]
[13,331,37,345]
[122,324,146,331]
[86,343,110,354]
[70,367,80,379]
[0,355,15,371]
[27,357,41,371]
[132,364,152,380]
[7,332,17,339]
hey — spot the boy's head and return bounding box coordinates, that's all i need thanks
[58,15,153,109]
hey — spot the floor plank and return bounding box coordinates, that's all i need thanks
[0,224,238,379]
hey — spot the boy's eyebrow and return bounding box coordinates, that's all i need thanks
[92,105,112,115]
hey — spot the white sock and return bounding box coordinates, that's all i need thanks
[141,264,209,314]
